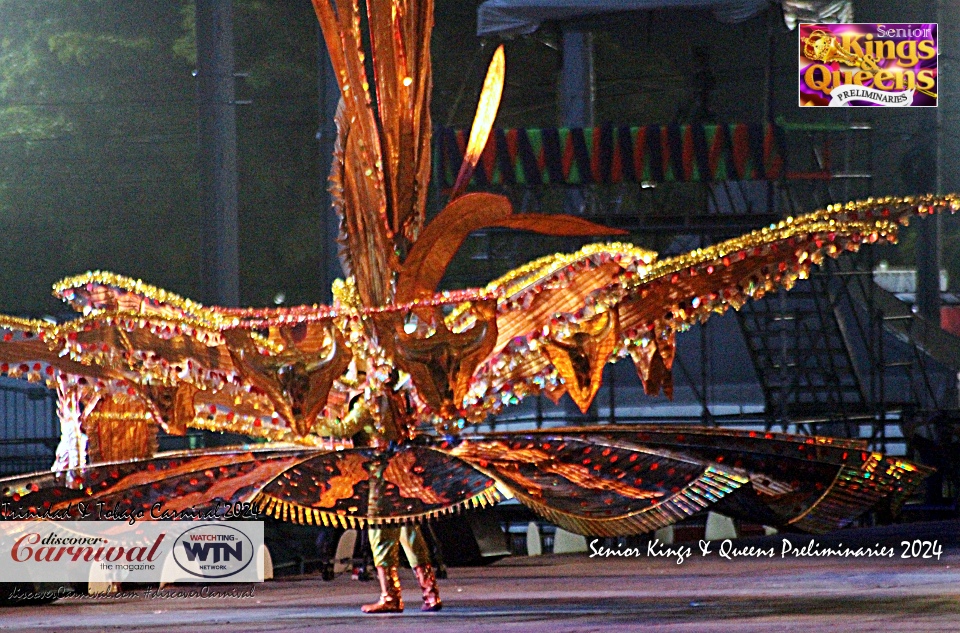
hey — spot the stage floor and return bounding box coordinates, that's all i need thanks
[2,523,959,633]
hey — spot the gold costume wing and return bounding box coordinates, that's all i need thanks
[0,447,318,518]
[0,315,107,382]
[448,433,750,536]
[1,273,354,443]
[462,194,959,417]
[463,426,932,535]
[0,444,504,529]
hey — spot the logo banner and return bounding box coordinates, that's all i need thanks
[828,86,915,107]
[799,23,938,107]
[0,521,265,583]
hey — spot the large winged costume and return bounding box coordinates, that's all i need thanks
[0,0,951,612]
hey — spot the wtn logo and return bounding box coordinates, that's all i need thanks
[172,523,259,580]
[180,541,243,564]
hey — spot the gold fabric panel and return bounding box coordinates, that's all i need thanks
[83,394,157,463]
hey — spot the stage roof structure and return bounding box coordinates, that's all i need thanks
[477,0,852,36]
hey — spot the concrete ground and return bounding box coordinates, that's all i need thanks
[2,521,959,633]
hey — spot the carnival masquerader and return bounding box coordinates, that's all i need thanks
[345,395,441,612]
[0,0,948,618]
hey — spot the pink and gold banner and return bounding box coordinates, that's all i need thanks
[799,23,937,107]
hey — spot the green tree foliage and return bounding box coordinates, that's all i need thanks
[0,1,327,315]
[0,1,199,314]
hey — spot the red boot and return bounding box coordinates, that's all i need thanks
[361,566,403,613]
[413,564,442,611]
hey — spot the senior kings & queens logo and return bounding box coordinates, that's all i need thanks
[799,23,937,107]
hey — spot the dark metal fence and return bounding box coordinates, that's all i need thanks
[0,378,58,476]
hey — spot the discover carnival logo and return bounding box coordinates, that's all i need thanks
[0,521,264,583]
[172,523,255,579]
[799,23,937,107]
[11,530,166,565]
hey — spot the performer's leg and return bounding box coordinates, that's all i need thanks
[400,525,442,612]
[397,524,430,567]
[361,527,403,613]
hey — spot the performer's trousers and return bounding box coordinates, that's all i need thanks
[368,525,431,568]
